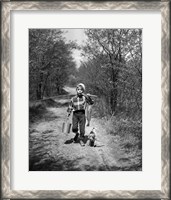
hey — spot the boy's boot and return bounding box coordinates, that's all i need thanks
[79,136,85,146]
[73,133,79,143]
[80,140,85,146]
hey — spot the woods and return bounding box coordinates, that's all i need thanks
[77,29,142,118]
[29,29,76,100]
[29,28,142,119]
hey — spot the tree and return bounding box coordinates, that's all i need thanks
[29,29,77,100]
[79,29,142,117]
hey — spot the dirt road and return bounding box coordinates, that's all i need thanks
[29,87,141,171]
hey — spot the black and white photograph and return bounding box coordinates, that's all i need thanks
[29,28,142,171]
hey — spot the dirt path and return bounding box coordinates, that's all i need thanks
[29,87,141,171]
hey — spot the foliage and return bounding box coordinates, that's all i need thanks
[103,115,142,170]
[78,29,142,117]
[29,29,77,100]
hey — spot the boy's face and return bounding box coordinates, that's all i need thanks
[76,86,83,95]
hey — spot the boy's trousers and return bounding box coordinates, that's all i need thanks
[72,111,86,138]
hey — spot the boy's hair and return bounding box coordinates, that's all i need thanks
[76,83,85,92]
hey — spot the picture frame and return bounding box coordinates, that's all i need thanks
[1,0,170,199]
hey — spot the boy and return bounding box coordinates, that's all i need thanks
[67,83,94,146]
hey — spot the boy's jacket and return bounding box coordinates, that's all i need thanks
[67,94,94,113]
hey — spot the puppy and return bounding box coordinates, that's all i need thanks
[88,128,96,147]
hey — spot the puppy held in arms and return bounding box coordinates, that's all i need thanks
[88,128,96,147]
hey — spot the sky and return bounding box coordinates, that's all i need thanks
[61,29,87,68]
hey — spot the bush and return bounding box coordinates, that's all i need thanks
[104,116,142,139]
[93,97,112,118]
[29,102,46,122]
[104,116,142,170]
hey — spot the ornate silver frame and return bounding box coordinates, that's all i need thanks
[1,1,170,199]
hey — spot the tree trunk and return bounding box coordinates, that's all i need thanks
[36,82,42,100]
[42,73,49,98]
[110,63,119,113]
[110,83,118,113]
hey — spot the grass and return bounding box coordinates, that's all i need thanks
[104,115,142,149]
[29,99,58,123]
[29,96,70,123]
[29,102,47,123]
[105,116,141,136]
[103,115,142,170]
